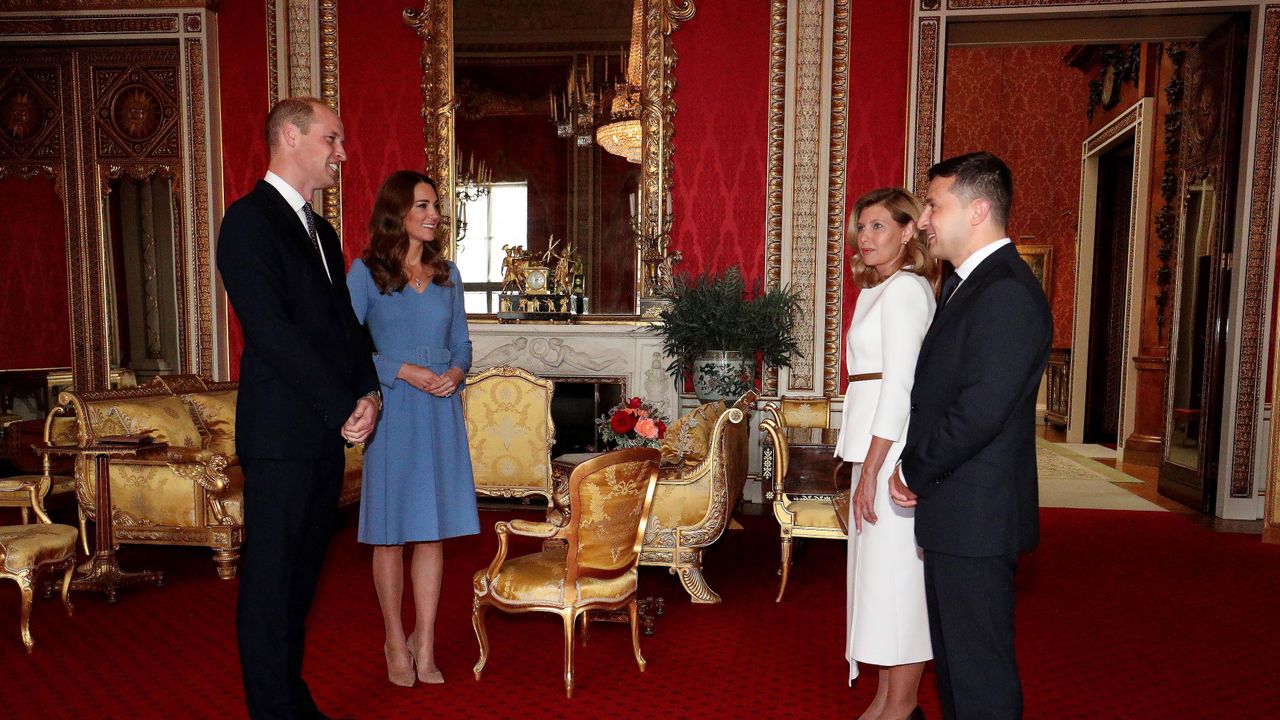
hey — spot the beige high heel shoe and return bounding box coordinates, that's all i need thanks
[385,641,417,687]
[407,631,445,684]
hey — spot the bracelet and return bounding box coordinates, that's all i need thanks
[361,389,383,411]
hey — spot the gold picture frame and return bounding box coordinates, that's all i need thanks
[1016,241,1052,298]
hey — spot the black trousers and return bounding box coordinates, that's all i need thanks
[237,448,344,720]
[923,550,1022,720]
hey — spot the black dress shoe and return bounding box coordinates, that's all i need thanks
[908,707,925,720]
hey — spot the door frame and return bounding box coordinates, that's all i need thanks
[1068,98,1154,464]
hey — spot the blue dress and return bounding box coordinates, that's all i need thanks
[347,258,480,545]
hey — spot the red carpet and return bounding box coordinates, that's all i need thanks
[3,507,1278,718]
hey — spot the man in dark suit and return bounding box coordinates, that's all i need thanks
[217,96,380,720]
[889,151,1052,719]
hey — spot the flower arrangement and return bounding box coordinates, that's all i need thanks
[596,396,670,449]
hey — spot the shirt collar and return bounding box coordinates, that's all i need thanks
[955,238,1012,280]
[264,171,309,215]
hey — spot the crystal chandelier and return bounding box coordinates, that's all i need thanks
[595,0,644,164]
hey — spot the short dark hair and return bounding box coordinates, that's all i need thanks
[264,96,325,153]
[927,151,1013,228]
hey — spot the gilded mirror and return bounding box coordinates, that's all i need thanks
[405,0,693,319]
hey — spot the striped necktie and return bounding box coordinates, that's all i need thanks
[301,201,331,280]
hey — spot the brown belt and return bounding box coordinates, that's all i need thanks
[846,372,883,383]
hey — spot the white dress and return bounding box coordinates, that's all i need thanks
[834,270,935,682]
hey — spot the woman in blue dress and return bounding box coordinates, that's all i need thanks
[347,170,479,687]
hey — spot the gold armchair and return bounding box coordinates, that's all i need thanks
[760,403,847,602]
[0,454,77,653]
[472,447,660,698]
[641,390,756,603]
[58,376,244,578]
[463,366,555,503]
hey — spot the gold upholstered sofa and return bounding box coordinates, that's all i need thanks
[56,374,363,578]
[640,390,756,603]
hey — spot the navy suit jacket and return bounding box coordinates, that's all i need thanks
[216,180,378,459]
[901,243,1052,557]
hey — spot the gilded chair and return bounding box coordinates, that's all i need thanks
[472,447,660,698]
[0,442,77,653]
[760,403,847,602]
[641,390,755,603]
[778,396,831,429]
[462,366,555,503]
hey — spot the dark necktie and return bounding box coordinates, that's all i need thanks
[938,271,961,311]
[301,201,331,280]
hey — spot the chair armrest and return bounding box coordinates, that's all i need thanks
[0,476,38,494]
[760,405,789,501]
[116,448,236,494]
[482,518,567,584]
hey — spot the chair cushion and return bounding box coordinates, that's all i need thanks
[659,401,725,467]
[0,524,77,572]
[84,395,202,449]
[475,546,635,606]
[180,389,237,456]
[784,499,842,529]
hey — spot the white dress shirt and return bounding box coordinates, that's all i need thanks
[264,171,331,281]
[949,237,1011,294]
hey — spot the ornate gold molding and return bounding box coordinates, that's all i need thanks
[910,17,939,195]
[267,0,281,105]
[764,0,787,397]
[318,0,341,236]
[286,0,312,97]
[404,0,454,218]
[0,0,213,7]
[824,0,849,397]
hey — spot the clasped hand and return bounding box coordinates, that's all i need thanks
[888,466,918,508]
[401,364,464,398]
[340,396,380,444]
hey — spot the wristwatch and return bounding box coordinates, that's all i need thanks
[362,389,383,411]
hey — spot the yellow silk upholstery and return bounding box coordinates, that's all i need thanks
[760,402,847,602]
[659,401,725,467]
[462,367,554,500]
[56,375,362,580]
[0,475,76,653]
[0,524,79,572]
[84,395,202,448]
[179,389,237,456]
[785,499,842,529]
[471,448,660,698]
[641,392,755,604]
[779,396,830,429]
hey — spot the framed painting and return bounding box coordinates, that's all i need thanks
[1016,241,1052,298]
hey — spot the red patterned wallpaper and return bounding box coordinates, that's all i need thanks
[669,1,771,286]
[216,0,269,379]
[0,178,71,369]
[943,45,1092,349]
[842,0,913,389]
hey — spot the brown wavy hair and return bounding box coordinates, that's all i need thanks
[847,187,940,293]
[364,170,452,294]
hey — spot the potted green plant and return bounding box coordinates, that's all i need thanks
[654,267,804,402]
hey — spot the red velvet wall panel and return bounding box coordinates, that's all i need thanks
[842,0,913,388]
[216,0,270,379]
[0,178,71,369]
[335,0,426,265]
[669,1,770,285]
[943,45,1091,349]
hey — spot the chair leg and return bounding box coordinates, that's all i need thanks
[20,506,29,525]
[776,535,793,603]
[471,599,490,681]
[213,546,239,579]
[561,610,577,698]
[672,557,721,604]
[15,571,34,654]
[78,508,90,556]
[578,609,589,645]
[60,561,74,617]
[629,599,646,672]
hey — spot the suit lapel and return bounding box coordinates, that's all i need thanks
[256,181,337,283]
[918,243,1017,365]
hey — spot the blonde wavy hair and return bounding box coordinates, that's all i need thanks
[847,187,940,292]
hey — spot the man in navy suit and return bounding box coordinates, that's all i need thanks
[217,97,380,720]
[890,152,1052,719]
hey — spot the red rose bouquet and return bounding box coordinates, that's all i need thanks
[596,396,670,449]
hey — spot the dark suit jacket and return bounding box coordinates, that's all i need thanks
[901,242,1052,557]
[216,180,378,459]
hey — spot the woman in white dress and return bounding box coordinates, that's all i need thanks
[835,187,939,720]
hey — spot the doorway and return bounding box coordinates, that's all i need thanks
[1083,138,1135,446]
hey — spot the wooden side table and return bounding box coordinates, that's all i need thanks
[35,439,167,602]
